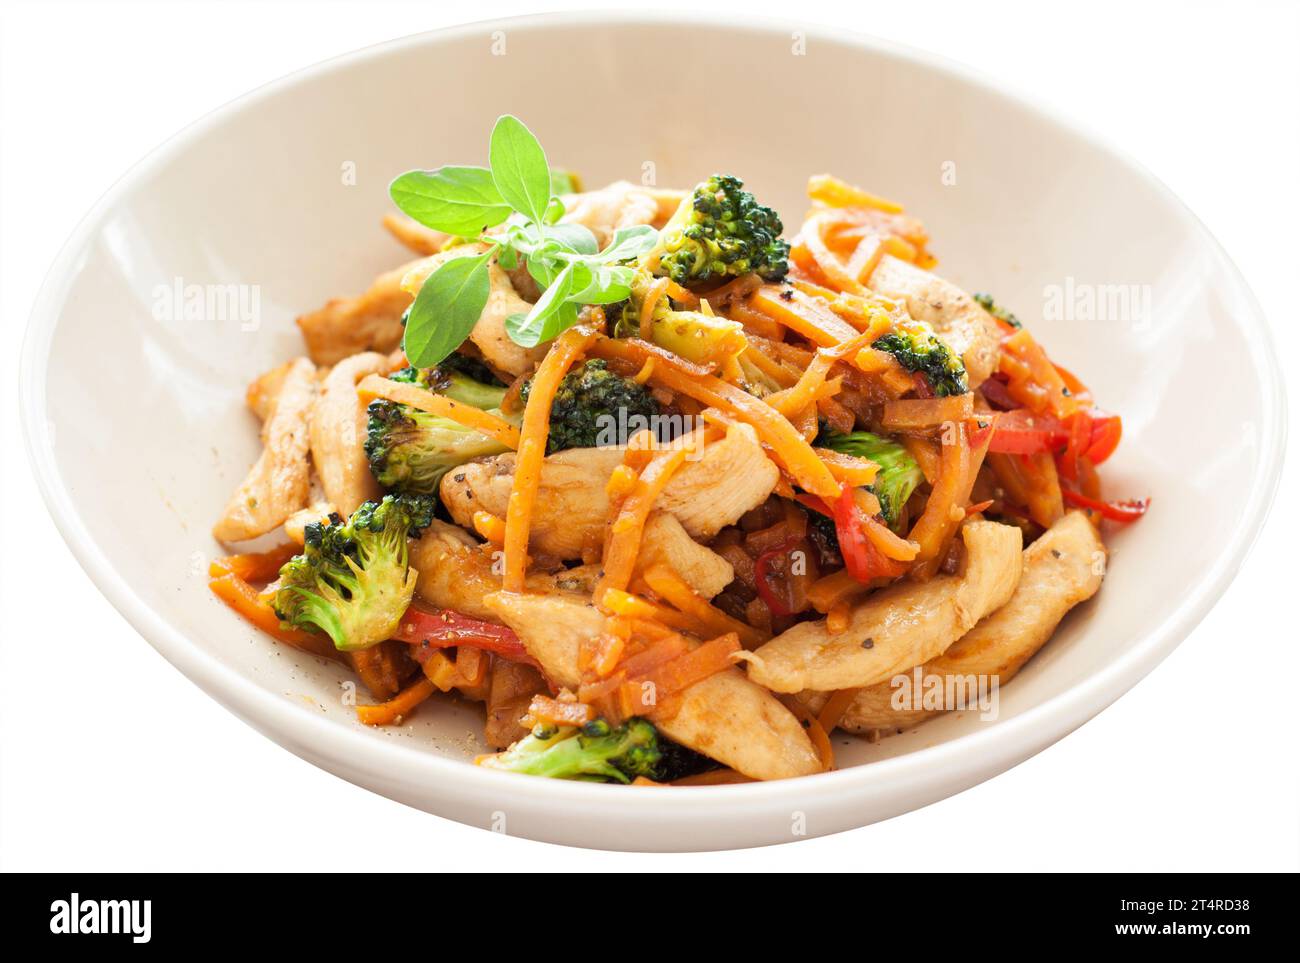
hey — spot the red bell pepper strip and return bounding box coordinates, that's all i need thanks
[394,607,539,667]
[986,409,1068,455]
[1084,411,1123,465]
[1062,488,1150,522]
[754,540,802,617]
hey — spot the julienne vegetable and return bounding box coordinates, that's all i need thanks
[209,116,1147,785]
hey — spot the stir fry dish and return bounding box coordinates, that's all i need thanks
[208,116,1147,785]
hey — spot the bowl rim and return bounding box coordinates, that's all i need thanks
[18,10,1288,821]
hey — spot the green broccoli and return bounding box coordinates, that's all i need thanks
[519,359,659,453]
[973,292,1022,329]
[819,430,925,530]
[273,494,434,651]
[366,365,517,494]
[873,320,969,397]
[479,717,713,783]
[645,174,790,285]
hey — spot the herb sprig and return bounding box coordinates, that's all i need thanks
[390,116,656,366]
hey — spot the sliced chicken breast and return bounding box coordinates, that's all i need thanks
[637,512,734,600]
[868,255,1003,388]
[296,261,419,366]
[440,423,778,559]
[744,521,1023,692]
[559,181,685,248]
[310,351,387,517]
[485,591,820,780]
[213,357,316,542]
[835,512,1105,732]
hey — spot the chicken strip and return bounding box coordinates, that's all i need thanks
[296,260,420,366]
[400,245,548,377]
[559,181,685,247]
[246,359,296,422]
[486,590,820,780]
[213,357,316,542]
[440,423,778,559]
[744,521,1023,692]
[637,512,734,600]
[381,212,448,256]
[833,512,1104,733]
[309,351,387,517]
[868,255,1003,388]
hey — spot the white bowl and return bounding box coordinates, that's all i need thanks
[20,13,1286,851]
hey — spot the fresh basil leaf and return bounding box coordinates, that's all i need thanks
[489,115,552,224]
[567,263,633,304]
[598,224,659,262]
[549,169,579,195]
[543,223,599,255]
[389,166,511,237]
[507,262,575,347]
[402,252,492,367]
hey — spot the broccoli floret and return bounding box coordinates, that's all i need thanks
[645,174,789,285]
[819,430,925,530]
[366,366,516,494]
[389,359,506,407]
[520,359,659,452]
[973,292,1022,329]
[873,320,968,397]
[479,717,668,783]
[273,494,433,651]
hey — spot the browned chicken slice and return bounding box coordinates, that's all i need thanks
[559,181,685,247]
[400,245,548,377]
[833,512,1105,733]
[408,520,600,621]
[486,590,820,780]
[868,255,1003,388]
[637,512,734,599]
[440,423,779,558]
[744,521,1023,693]
[484,661,549,749]
[296,261,421,366]
[381,213,448,256]
[245,359,296,421]
[309,351,387,517]
[213,357,316,542]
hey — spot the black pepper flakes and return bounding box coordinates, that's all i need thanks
[861,638,875,649]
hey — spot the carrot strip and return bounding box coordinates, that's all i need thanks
[594,445,692,600]
[817,687,859,733]
[524,694,594,729]
[807,174,904,214]
[641,565,767,649]
[627,633,741,715]
[355,677,436,726]
[356,375,520,448]
[814,447,880,487]
[502,326,596,592]
[748,286,860,346]
[589,335,841,498]
[806,568,868,614]
[639,276,672,340]
[881,393,975,430]
[472,510,506,545]
[801,212,868,294]
[208,573,341,661]
[209,542,300,583]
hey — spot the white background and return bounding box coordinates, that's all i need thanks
[2,0,1296,871]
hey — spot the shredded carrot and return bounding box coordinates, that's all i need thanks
[817,687,859,732]
[862,512,919,562]
[907,419,993,576]
[208,573,341,661]
[639,276,672,340]
[845,234,885,283]
[616,632,692,678]
[672,768,756,786]
[605,463,640,499]
[356,374,521,448]
[589,336,841,499]
[806,568,869,614]
[800,212,868,294]
[826,600,854,634]
[814,447,880,487]
[472,510,506,545]
[748,285,860,346]
[355,677,436,726]
[632,357,656,384]
[209,542,300,583]
[502,326,596,592]
[807,174,904,214]
[641,565,767,649]
[766,352,835,416]
[881,393,976,429]
[594,446,692,600]
[623,633,741,717]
